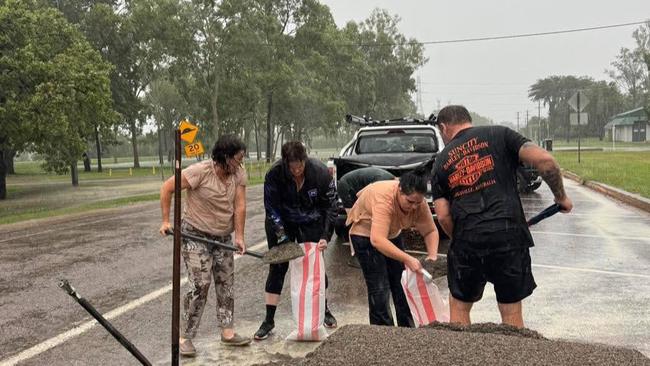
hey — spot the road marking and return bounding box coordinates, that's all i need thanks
[532,263,650,279]
[523,211,648,219]
[530,230,650,242]
[404,250,649,279]
[0,208,159,244]
[0,240,268,366]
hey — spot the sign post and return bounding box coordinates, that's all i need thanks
[568,91,589,163]
[172,129,181,366]
[172,119,202,365]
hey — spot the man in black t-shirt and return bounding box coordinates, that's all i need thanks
[430,105,573,328]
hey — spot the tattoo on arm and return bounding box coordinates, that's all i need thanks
[519,142,566,200]
[540,167,566,199]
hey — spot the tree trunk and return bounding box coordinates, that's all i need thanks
[5,149,15,175]
[266,92,273,163]
[83,153,91,172]
[70,162,79,187]
[0,148,7,200]
[94,124,103,173]
[253,117,260,161]
[212,71,220,138]
[157,123,164,165]
[130,118,140,168]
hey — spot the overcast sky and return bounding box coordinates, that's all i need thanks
[321,0,650,124]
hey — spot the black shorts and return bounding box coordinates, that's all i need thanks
[447,245,536,304]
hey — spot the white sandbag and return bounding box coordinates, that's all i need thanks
[401,268,450,327]
[287,242,328,341]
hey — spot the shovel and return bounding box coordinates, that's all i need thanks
[527,203,562,226]
[165,229,304,264]
[419,268,434,282]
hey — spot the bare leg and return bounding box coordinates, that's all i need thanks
[498,301,524,328]
[265,292,280,306]
[449,295,473,326]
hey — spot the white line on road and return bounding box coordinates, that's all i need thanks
[530,230,650,242]
[0,240,268,366]
[524,211,648,219]
[533,263,650,279]
[405,250,650,279]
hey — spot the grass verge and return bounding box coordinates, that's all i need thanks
[553,150,650,198]
[0,193,161,225]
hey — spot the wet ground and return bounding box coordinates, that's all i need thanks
[0,179,649,365]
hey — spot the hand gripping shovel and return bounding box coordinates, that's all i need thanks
[527,203,562,226]
[165,229,304,264]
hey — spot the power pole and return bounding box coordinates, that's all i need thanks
[526,110,529,136]
[516,112,520,131]
[538,100,541,143]
[416,75,425,116]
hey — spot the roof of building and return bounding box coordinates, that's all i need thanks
[604,107,649,128]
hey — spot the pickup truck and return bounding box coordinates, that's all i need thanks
[327,115,444,240]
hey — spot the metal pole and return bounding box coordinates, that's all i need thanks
[58,280,152,366]
[172,129,181,366]
[517,112,520,132]
[577,92,581,164]
[538,101,541,143]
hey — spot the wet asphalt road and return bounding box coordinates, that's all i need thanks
[0,179,649,365]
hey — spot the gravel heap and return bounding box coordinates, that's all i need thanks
[425,321,545,339]
[403,229,449,254]
[259,324,650,366]
[263,242,305,264]
[419,256,447,279]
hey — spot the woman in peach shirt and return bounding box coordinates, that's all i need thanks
[346,168,439,327]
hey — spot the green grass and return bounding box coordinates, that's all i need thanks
[553,150,650,198]
[0,193,161,225]
[551,137,650,148]
[3,160,268,225]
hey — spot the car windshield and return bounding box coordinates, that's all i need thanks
[356,132,437,153]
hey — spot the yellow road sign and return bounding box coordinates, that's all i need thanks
[184,141,205,158]
[179,119,199,143]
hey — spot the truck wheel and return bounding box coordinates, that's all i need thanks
[335,223,350,242]
[517,171,532,193]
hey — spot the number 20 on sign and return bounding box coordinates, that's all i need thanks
[184,142,204,158]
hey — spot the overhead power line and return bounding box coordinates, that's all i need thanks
[357,20,649,47]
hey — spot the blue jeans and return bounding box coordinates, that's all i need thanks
[350,234,414,327]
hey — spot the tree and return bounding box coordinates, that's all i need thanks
[0,0,116,198]
[607,21,650,109]
[529,76,625,140]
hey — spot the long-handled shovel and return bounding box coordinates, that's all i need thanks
[166,229,304,264]
[527,203,562,226]
[58,280,152,366]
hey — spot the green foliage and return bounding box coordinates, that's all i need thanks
[607,21,650,109]
[528,76,625,140]
[0,0,116,175]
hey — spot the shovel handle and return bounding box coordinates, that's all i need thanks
[165,229,264,259]
[419,268,433,282]
[527,203,562,226]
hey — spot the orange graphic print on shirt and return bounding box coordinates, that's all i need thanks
[444,137,496,198]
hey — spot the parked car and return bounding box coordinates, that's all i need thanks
[327,114,444,239]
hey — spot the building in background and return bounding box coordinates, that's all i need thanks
[605,108,649,142]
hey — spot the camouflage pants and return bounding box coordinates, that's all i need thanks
[180,222,235,339]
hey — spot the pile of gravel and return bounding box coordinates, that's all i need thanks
[403,229,449,254]
[259,324,650,366]
[419,256,447,279]
[263,242,305,264]
[425,321,545,339]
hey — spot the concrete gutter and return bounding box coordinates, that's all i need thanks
[562,170,650,213]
